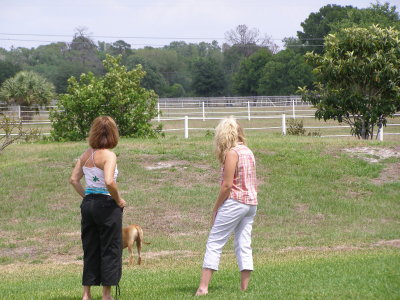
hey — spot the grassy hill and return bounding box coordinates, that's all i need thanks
[0,133,399,299]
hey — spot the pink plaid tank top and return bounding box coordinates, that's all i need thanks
[221,144,257,205]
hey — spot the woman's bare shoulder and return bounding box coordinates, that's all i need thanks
[79,148,93,164]
[96,149,116,162]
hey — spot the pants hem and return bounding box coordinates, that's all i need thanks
[202,265,218,271]
[82,282,101,286]
[239,267,254,272]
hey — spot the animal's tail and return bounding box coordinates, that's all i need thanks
[138,227,144,246]
[138,227,151,245]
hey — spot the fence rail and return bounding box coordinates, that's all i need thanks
[158,96,306,108]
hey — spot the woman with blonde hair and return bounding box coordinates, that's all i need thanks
[196,116,258,296]
[70,116,126,300]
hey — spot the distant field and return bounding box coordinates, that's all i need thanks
[0,134,399,299]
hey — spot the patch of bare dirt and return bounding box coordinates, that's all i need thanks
[140,158,218,188]
[372,162,400,185]
[294,203,309,213]
[340,147,400,184]
[342,146,400,163]
[3,237,400,266]
[59,231,81,237]
[48,202,70,211]
[144,160,188,170]
[293,203,325,225]
[144,250,196,258]
[0,246,38,258]
[345,188,373,199]
[279,245,362,252]
[175,231,208,236]
[373,239,400,248]
[278,239,400,252]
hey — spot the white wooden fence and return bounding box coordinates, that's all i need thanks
[160,113,400,141]
[1,97,399,141]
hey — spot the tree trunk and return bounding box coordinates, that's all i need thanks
[361,120,367,139]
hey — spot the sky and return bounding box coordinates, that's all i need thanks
[0,0,397,50]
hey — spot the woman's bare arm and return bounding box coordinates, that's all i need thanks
[103,151,126,208]
[211,149,238,224]
[70,158,85,198]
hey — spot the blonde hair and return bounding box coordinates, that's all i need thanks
[214,117,245,164]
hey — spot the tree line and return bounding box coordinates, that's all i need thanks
[0,2,398,100]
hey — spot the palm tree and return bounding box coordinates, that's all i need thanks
[0,71,55,119]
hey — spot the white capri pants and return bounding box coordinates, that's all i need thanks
[202,198,257,271]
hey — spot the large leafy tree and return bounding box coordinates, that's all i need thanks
[125,55,168,97]
[50,55,159,141]
[134,48,186,84]
[332,2,400,31]
[67,27,104,75]
[191,57,225,97]
[225,24,278,56]
[164,40,222,59]
[297,4,353,53]
[299,25,400,139]
[223,24,278,95]
[0,70,55,106]
[297,2,400,54]
[232,49,273,96]
[109,40,132,56]
[258,49,314,96]
[6,35,104,94]
[232,48,313,96]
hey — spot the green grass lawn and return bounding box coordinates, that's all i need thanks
[0,133,399,299]
[1,249,398,299]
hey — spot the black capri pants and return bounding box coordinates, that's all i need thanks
[80,194,123,286]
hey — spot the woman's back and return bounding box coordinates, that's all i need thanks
[226,144,257,205]
[81,148,118,195]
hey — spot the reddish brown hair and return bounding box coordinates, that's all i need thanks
[88,116,119,149]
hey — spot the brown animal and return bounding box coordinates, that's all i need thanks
[122,224,149,266]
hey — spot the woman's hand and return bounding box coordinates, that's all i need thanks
[116,198,126,208]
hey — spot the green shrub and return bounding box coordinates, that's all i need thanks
[50,55,159,141]
[287,119,306,136]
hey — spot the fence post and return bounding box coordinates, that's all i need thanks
[202,102,205,121]
[157,102,160,122]
[184,116,189,139]
[282,113,286,135]
[378,124,383,141]
[18,105,21,119]
[247,101,251,120]
[292,98,295,119]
